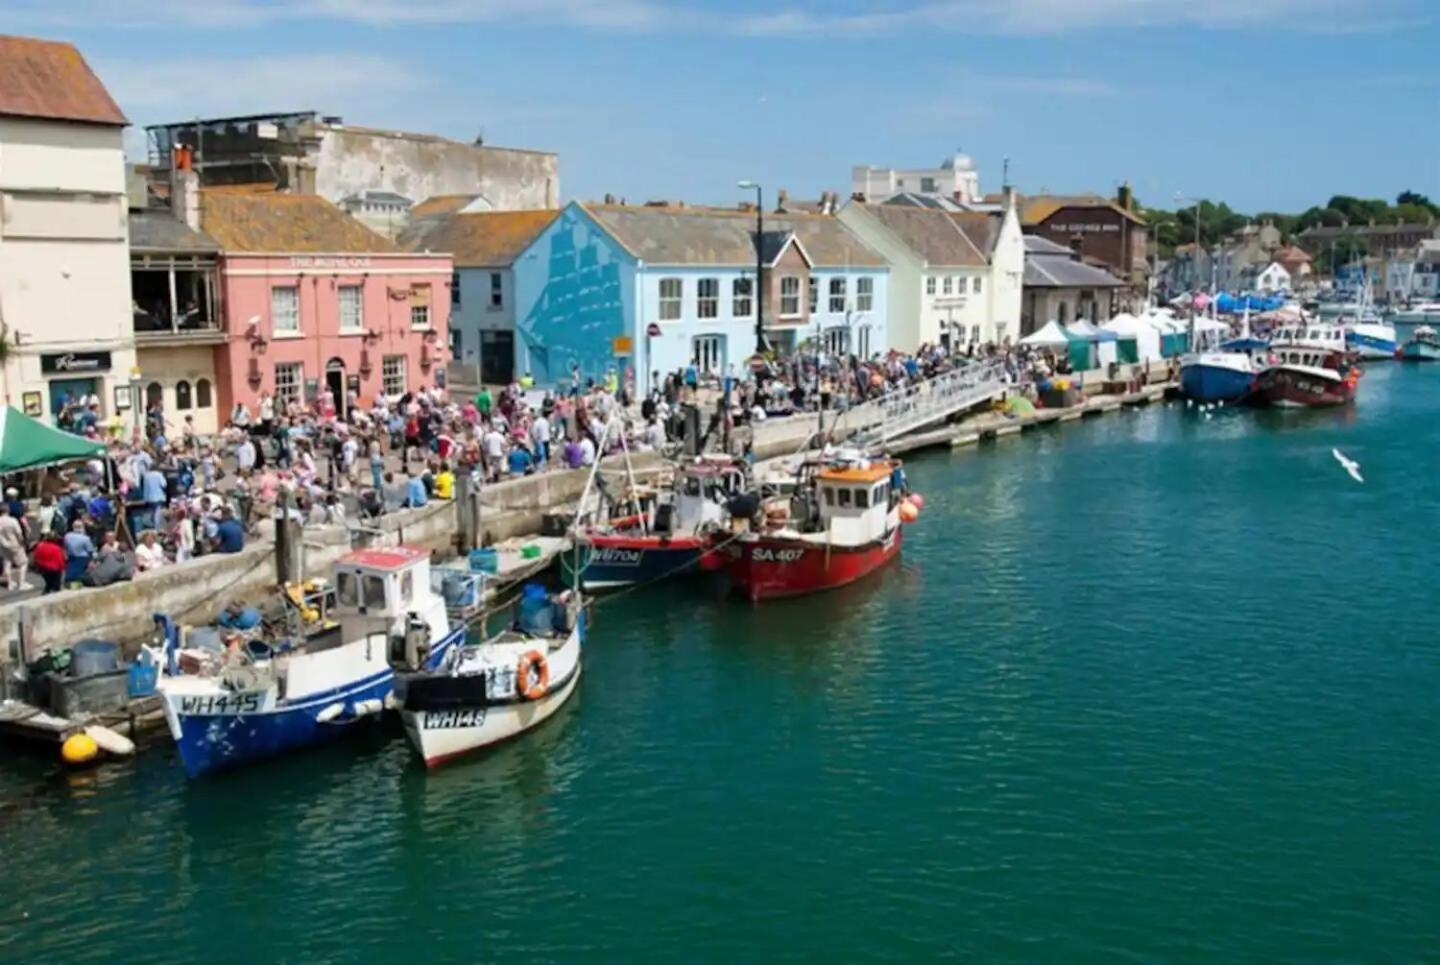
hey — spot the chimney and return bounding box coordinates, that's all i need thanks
[1117,181,1133,211]
[776,188,789,213]
[603,193,616,204]
[170,145,201,232]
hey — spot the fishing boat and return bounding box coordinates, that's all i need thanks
[563,455,748,590]
[1252,323,1360,408]
[1391,301,1440,326]
[397,584,584,769]
[157,546,463,778]
[1179,313,1263,403]
[1400,325,1440,361]
[1334,277,1396,359]
[723,448,910,601]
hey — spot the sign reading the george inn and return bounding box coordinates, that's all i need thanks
[41,351,112,374]
[290,256,374,270]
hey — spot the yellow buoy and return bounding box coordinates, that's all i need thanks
[61,733,99,766]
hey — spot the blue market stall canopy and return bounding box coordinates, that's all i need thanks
[1216,293,1287,314]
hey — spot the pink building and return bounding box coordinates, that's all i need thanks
[201,191,451,419]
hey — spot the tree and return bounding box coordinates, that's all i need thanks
[1397,190,1439,216]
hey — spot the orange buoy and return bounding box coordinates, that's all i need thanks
[899,502,920,523]
[516,650,549,700]
[908,493,925,510]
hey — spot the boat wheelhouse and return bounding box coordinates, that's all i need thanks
[1253,323,1360,408]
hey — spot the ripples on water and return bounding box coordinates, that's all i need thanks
[3,364,1439,961]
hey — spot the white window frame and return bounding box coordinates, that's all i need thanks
[382,354,407,397]
[829,277,847,314]
[338,284,364,332]
[857,326,871,358]
[489,271,503,310]
[271,285,299,334]
[692,334,724,374]
[410,302,431,331]
[856,276,874,312]
[732,277,752,318]
[809,276,819,313]
[973,276,983,294]
[970,324,981,344]
[697,277,719,319]
[451,270,461,307]
[942,276,953,295]
[780,276,801,317]
[659,277,683,321]
[925,276,936,296]
[274,361,302,406]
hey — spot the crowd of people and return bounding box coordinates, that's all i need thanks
[3,340,1106,598]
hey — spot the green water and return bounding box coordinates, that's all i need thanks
[5,364,1440,961]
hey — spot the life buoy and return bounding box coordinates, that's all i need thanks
[516,650,549,701]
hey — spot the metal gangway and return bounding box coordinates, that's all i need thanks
[850,359,1009,449]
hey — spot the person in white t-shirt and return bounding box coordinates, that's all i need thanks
[579,435,596,467]
[134,530,166,572]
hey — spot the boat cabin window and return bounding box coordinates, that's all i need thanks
[823,487,835,506]
[364,574,387,610]
[400,570,414,604]
[855,487,870,509]
[838,487,852,508]
[683,476,702,497]
[337,571,359,607]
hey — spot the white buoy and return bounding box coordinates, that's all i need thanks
[351,699,384,717]
[84,725,134,757]
[316,702,345,723]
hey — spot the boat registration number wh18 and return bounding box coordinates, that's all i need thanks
[178,693,266,715]
[424,708,488,729]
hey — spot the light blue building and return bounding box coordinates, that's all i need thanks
[511,202,889,395]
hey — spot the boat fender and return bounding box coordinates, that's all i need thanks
[315,702,345,724]
[351,699,384,717]
[85,725,135,757]
[516,650,549,701]
[383,692,399,711]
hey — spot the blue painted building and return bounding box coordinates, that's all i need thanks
[511,202,889,395]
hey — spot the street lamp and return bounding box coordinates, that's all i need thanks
[738,180,765,354]
[128,364,142,436]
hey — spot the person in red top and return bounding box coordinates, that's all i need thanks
[32,535,65,595]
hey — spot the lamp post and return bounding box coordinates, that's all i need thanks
[129,364,142,437]
[738,180,765,354]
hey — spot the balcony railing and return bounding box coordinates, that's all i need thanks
[133,313,225,342]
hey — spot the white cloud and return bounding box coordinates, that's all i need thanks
[737,0,1422,36]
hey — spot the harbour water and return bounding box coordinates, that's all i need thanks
[4,362,1440,960]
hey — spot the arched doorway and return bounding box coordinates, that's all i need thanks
[325,358,347,418]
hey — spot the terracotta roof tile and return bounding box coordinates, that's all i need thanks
[400,209,560,266]
[0,34,126,126]
[1021,194,1146,227]
[201,192,399,254]
[411,195,481,218]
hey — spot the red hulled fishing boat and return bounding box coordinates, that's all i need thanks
[723,449,916,601]
[1253,322,1361,408]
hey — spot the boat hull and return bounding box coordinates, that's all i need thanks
[1179,358,1255,403]
[1253,366,1357,408]
[724,525,902,601]
[1400,340,1440,361]
[402,664,582,768]
[562,534,709,590]
[163,627,463,778]
[1347,327,1397,360]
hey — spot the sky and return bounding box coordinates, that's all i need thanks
[4,0,1438,214]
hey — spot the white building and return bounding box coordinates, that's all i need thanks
[852,153,982,206]
[1243,261,1292,295]
[837,193,1025,351]
[402,208,560,386]
[0,35,137,424]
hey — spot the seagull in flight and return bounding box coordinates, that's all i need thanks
[1332,448,1364,484]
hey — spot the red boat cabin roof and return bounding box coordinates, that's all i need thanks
[339,546,429,571]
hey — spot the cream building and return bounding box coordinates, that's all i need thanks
[838,193,1025,352]
[0,35,136,425]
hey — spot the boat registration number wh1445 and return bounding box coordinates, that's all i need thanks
[178,693,266,715]
[424,708,488,729]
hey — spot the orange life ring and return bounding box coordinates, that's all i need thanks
[516,650,549,701]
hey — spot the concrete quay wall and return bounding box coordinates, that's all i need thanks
[0,454,659,665]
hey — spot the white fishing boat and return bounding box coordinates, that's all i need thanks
[1392,301,1440,326]
[397,585,584,768]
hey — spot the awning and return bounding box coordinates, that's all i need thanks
[0,406,105,473]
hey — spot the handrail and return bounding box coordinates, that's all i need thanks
[850,360,1007,448]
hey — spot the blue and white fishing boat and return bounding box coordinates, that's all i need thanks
[1400,326,1440,361]
[158,545,464,778]
[1335,277,1397,359]
[1179,313,1261,403]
